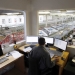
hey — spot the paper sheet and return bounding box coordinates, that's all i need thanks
[23,47,32,52]
[10,51,22,59]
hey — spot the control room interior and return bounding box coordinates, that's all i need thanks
[0,0,75,75]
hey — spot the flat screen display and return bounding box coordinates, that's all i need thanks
[26,36,38,44]
[54,39,67,51]
[44,37,53,44]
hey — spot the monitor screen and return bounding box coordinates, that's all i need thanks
[1,43,9,49]
[26,36,38,44]
[54,39,67,51]
[44,37,53,44]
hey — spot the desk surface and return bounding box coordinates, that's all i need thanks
[56,51,69,67]
[0,53,23,69]
[18,45,69,75]
[72,39,75,42]
[67,45,75,48]
[18,44,30,52]
[19,45,69,66]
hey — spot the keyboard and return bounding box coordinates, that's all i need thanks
[24,45,36,49]
[49,50,62,56]
[0,57,9,64]
[46,47,62,56]
[30,45,36,48]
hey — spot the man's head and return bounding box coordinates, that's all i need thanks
[38,37,45,45]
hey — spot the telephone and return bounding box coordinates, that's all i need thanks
[70,55,75,66]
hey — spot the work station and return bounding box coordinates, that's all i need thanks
[17,36,69,75]
[0,0,75,75]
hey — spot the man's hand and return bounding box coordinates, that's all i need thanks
[53,56,59,62]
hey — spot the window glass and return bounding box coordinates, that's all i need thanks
[0,11,25,45]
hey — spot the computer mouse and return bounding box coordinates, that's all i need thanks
[61,57,65,61]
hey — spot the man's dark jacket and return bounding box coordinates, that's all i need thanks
[28,46,55,75]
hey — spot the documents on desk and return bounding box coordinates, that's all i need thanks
[10,51,21,59]
[23,47,32,52]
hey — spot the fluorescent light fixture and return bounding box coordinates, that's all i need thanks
[66,10,75,13]
[38,11,50,14]
[4,13,20,15]
[56,11,61,13]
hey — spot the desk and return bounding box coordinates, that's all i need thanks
[0,53,25,73]
[67,45,75,58]
[67,39,75,57]
[63,61,75,75]
[55,51,69,75]
[18,44,30,52]
[18,45,69,75]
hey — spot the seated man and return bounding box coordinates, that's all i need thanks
[28,37,58,75]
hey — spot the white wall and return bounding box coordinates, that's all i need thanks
[31,0,75,10]
[0,0,30,10]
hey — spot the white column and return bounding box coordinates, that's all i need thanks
[30,10,38,35]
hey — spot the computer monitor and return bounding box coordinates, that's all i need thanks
[54,39,67,51]
[26,36,38,44]
[44,37,53,44]
[1,43,9,49]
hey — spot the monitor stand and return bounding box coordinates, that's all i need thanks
[47,43,53,46]
[45,43,53,48]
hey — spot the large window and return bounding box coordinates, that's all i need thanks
[0,10,26,45]
[38,10,75,37]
